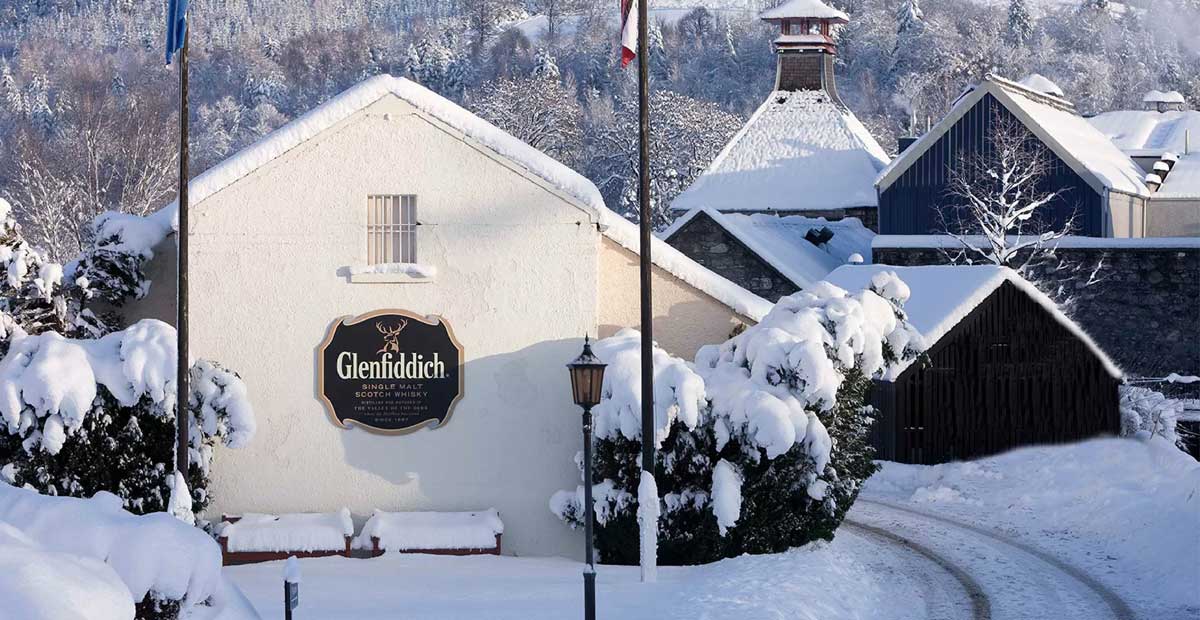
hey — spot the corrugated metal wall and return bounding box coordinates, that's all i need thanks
[880,94,1104,236]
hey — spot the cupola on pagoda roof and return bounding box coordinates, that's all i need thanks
[759,0,849,22]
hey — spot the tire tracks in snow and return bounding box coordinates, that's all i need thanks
[854,498,1137,620]
[843,519,992,620]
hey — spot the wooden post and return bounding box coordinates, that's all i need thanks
[175,31,190,477]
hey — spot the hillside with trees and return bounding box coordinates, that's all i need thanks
[0,0,1197,254]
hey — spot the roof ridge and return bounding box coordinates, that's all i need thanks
[985,73,1076,114]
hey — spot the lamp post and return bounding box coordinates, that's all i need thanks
[567,335,606,620]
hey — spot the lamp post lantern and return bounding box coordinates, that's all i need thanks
[567,335,606,620]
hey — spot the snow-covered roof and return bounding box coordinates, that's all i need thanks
[1017,73,1064,98]
[1087,109,1200,157]
[662,208,874,289]
[603,214,773,320]
[823,265,1122,379]
[671,90,889,213]
[1143,90,1186,104]
[1155,155,1200,199]
[150,74,771,321]
[170,74,605,219]
[878,75,1149,198]
[759,0,849,21]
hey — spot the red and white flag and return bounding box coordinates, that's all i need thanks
[619,0,637,67]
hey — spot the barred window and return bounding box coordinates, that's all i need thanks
[367,195,417,264]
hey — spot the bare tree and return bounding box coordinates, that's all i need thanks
[468,60,584,167]
[939,110,1073,269]
[938,110,1107,313]
[3,61,176,262]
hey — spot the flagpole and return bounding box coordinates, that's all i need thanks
[636,0,657,584]
[174,29,190,478]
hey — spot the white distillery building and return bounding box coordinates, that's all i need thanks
[118,75,770,558]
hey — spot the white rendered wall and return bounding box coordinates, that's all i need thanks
[187,94,599,558]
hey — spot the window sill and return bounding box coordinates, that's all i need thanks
[348,272,436,284]
[341,263,437,284]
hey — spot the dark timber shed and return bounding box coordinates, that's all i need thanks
[825,264,1123,464]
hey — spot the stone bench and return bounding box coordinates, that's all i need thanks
[217,509,354,565]
[354,509,504,557]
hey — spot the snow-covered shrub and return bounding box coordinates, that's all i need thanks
[0,197,111,343]
[1120,385,1186,448]
[0,521,135,620]
[0,321,255,520]
[551,274,920,564]
[0,481,241,619]
[0,198,256,618]
[70,206,176,306]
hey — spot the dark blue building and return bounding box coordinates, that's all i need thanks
[877,75,1151,238]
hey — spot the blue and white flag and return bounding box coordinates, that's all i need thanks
[165,0,188,65]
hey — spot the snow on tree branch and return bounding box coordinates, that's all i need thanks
[938,109,1072,271]
[0,319,255,457]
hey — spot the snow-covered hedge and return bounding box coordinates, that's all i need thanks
[0,193,257,531]
[0,481,254,619]
[0,321,255,517]
[1119,385,1187,448]
[552,273,920,564]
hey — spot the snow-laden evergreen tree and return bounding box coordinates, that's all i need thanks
[1006,0,1034,48]
[889,0,930,85]
[531,47,560,80]
[552,277,920,564]
[648,23,673,83]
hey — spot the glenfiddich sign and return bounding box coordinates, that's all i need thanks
[318,310,464,433]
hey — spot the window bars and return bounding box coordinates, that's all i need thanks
[367,195,417,264]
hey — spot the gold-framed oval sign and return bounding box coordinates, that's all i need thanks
[317,309,464,434]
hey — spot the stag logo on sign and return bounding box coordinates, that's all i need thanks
[376,320,407,355]
[318,310,463,434]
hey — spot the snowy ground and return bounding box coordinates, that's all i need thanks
[226,437,1198,620]
[863,436,1200,620]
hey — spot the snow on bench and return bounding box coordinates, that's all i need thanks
[354,509,504,556]
[218,508,354,565]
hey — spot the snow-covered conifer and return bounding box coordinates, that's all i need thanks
[1006,0,1034,47]
[552,276,920,564]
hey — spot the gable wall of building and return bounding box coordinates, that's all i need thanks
[152,94,601,558]
[598,237,751,361]
[879,94,1105,236]
[665,213,800,302]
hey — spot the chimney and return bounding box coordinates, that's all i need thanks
[898,136,919,153]
[758,0,849,101]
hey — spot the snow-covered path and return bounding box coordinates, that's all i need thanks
[840,520,989,620]
[848,498,1135,620]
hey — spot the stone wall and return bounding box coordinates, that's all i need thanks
[666,212,799,302]
[873,242,1200,388]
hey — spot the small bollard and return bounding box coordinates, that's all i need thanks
[283,556,301,620]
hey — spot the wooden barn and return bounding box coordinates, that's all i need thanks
[825,264,1123,464]
[876,74,1151,238]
